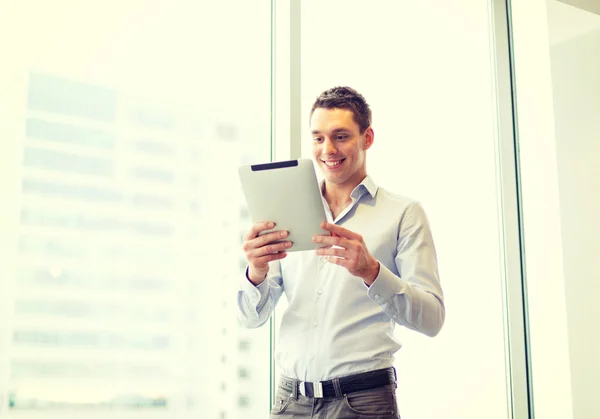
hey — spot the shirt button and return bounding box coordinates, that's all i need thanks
[309,355,314,361]
[374,294,380,299]
[313,321,319,327]
[317,289,323,295]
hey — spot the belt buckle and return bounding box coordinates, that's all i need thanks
[299,381,324,398]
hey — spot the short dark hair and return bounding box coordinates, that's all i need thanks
[310,86,372,133]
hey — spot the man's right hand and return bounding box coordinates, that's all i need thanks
[242,221,292,285]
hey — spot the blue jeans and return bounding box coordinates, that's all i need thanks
[270,377,400,419]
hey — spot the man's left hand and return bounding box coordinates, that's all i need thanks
[313,221,380,286]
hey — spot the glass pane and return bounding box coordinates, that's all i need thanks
[0,1,271,418]
[513,1,600,417]
[281,1,511,418]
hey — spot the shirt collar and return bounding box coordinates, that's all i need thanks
[319,175,379,201]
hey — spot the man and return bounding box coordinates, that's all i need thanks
[237,86,444,418]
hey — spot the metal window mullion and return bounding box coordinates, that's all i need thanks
[490,0,534,418]
[289,0,302,160]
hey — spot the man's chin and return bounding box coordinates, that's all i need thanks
[322,173,347,185]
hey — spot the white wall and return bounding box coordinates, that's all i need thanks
[550,23,600,419]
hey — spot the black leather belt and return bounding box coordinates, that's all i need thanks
[280,367,397,399]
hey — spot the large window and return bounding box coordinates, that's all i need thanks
[3,0,593,418]
[0,1,272,418]
[275,1,512,418]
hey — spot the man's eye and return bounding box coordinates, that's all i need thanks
[336,135,348,140]
[314,137,323,142]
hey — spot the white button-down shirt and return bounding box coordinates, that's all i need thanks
[237,175,445,382]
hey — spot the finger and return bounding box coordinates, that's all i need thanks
[324,255,350,268]
[250,230,289,249]
[312,235,357,250]
[312,235,342,246]
[316,247,349,258]
[251,241,293,258]
[244,230,287,251]
[245,221,275,240]
[254,251,288,264]
[320,221,362,240]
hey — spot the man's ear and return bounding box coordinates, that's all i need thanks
[363,127,375,150]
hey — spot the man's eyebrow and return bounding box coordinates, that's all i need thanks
[311,128,351,135]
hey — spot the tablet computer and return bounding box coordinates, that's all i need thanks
[238,158,328,252]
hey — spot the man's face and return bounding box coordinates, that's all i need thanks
[310,107,373,187]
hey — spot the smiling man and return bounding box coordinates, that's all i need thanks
[237,86,445,418]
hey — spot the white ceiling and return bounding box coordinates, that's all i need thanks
[547,0,600,45]
[557,0,600,15]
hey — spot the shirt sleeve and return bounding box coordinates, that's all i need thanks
[366,202,445,337]
[236,260,285,328]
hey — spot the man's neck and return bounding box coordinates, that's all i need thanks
[322,175,366,219]
[323,183,353,208]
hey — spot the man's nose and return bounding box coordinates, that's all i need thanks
[323,138,337,154]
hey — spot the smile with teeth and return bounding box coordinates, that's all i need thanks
[323,158,345,168]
